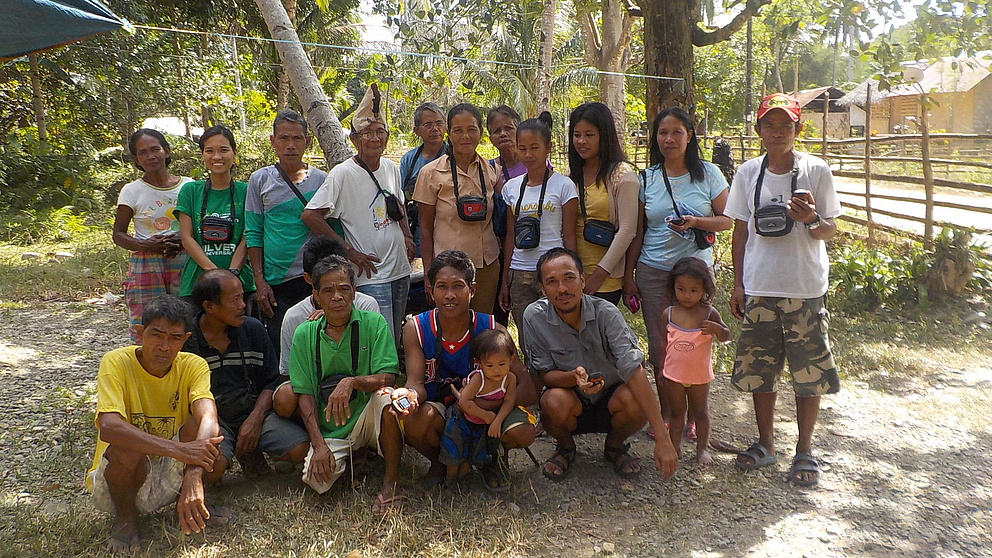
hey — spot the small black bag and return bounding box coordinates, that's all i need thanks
[513,169,550,250]
[201,215,234,243]
[315,320,360,406]
[577,174,617,247]
[199,178,237,244]
[583,219,617,247]
[752,155,799,238]
[451,155,489,222]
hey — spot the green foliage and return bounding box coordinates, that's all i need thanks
[831,227,991,313]
[0,131,120,215]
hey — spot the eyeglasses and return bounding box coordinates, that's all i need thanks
[420,121,445,131]
[358,129,390,140]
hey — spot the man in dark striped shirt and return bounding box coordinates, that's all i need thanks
[185,269,309,478]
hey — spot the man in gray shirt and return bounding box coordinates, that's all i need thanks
[522,248,678,482]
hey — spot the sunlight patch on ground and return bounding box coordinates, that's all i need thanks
[0,341,37,369]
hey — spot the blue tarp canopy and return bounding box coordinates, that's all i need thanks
[0,0,127,60]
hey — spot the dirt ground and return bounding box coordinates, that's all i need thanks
[1,301,991,557]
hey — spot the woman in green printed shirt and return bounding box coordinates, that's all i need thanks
[176,125,255,299]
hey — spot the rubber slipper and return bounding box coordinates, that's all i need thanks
[371,493,405,515]
[205,505,236,527]
[603,442,641,479]
[542,445,576,482]
[735,442,778,471]
[709,438,741,454]
[789,453,820,487]
[481,448,511,493]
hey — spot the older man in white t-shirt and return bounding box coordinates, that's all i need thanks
[724,93,843,488]
[301,84,415,343]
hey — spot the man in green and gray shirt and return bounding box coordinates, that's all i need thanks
[246,110,327,355]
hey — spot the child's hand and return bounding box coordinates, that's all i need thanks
[487,419,503,438]
[701,320,723,337]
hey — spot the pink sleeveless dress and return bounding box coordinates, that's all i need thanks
[662,308,714,386]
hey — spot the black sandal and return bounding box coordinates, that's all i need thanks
[481,448,511,493]
[603,442,641,479]
[542,445,576,482]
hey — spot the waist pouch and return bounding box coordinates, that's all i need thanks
[583,219,616,247]
[457,195,488,221]
[754,204,794,237]
[201,215,234,243]
[382,190,405,222]
[692,227,716,249]
[514,215,542,249]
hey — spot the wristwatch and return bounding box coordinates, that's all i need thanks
[806,213,822,230]
[229,268,241,277]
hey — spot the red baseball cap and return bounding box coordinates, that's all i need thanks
[757,93,801,122]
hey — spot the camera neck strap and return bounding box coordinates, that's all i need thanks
[658,165,684,219]
[274,163,310,207]
[753,154,799,209]
[450,154,487,201]
[199,177,237,240]
[352,155,394,211]
[402,144,425,191]
[515,168,551,219]
[498,156,511,182]
[315,316,360,378]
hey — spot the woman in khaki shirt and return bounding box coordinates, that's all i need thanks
[414,103,502,314]
[567,102,639,305]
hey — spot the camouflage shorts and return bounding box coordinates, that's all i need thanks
[731,296,840,397]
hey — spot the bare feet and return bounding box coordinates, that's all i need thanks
[204,505,233,527]
[107,522,140,554]
[695,449,713,468]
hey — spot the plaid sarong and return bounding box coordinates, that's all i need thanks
[123,251,185,342]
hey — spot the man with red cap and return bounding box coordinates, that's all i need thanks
[723,93,843,487]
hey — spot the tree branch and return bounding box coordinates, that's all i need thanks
[692,0,771,47]
[580,12,602,67]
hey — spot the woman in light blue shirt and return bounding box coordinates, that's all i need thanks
[623,107,731,431]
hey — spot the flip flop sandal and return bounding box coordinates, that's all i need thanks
[542,445,576,482]
[735,442,778,471]
[789,453,821,487]
[481,447,511,493]
[603,442,641,479]
[371,493,406,515]
[709,438,742,454]
[205,505,236,527]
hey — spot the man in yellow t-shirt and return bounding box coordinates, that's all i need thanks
[87,296,225,554]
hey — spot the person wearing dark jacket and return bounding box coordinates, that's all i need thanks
[185,269,309,477]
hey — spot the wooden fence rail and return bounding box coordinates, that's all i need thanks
[700,133,992,246]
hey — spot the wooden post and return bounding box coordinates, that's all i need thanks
[921,93,935,248]
[864,84,874,245]
[821,91,829,157]
[28,53,47,142]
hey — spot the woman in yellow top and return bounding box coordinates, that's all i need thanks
[414,103,502,314]
[567,102,639,304]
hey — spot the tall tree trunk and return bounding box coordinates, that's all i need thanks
[600,0,628,138]
[172,34,192,139]
[535,0,555,114]
[28,54,47,142]
[276,0,298,111]
[580,0,633,138]
[643,0,694,117]
[643,0,769,118]
[254,0,353,167]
